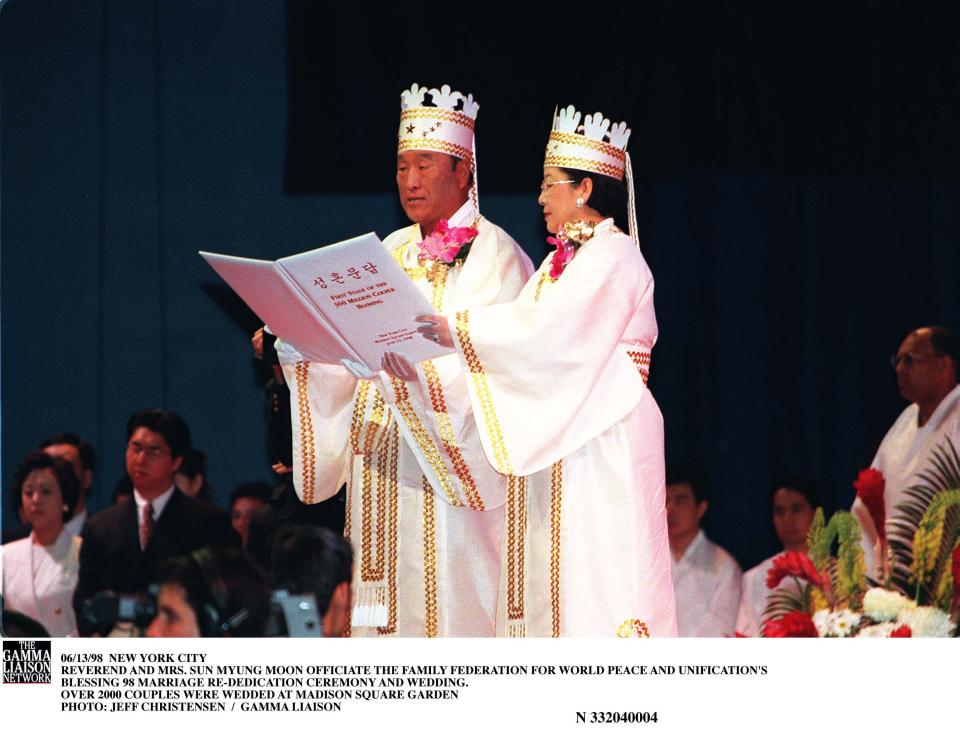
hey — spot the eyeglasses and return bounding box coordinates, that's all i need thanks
[890,352,938,369]
[539,179,576,193]
[127,442,171,460]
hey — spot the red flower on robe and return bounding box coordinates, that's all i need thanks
[766,551,823,589]
[853,468,886,541]
[889,624,912,638]
[762,611,819,638]
[417,220,478,265]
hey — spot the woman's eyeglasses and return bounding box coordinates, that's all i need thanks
[539,179,575,193]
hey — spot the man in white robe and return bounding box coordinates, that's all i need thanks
[278,83,532,636]
[853,326,960,574]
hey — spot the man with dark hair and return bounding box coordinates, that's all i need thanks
[145,547,271,638]
[666,464,741,637]
[736,476,822,636]
[853,325,960,574]
[39,432,96,536]
[174,447,212,500]
[73,408,238,630]
[270,525,353,637]
[228,480,271,550]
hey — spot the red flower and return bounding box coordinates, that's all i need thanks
[889,624,912,638]
[762,611,819,638]
[766,551,823,589]
[853,468,886,541]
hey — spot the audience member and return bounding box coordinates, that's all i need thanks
[736,476,822,636]
[666,464,741,637]
[40,432,96,535]
[73,409,238,631]
[2,451,82,636]
[270,525,353,637]
[3,431,96,544]
[111,474,134,506]
[144,547,271,637]
[174,447,212,501]
[853,325,960,574]
[228,481,271,551]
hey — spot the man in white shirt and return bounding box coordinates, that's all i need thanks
[853,326,960,573]
[667,464,741,637]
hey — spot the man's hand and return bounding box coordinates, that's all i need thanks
[416,314,454,348]
[382,352,418,382]
[252,327,265,359]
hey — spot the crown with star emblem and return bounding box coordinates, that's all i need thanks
[544,105,630,180]
[397,83,479,162]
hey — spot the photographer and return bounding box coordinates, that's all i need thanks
[144,547,271,638]
[270,526,353,638]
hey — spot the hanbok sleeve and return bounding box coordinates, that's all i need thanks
[278,340,360,504]
[450,231,654,475]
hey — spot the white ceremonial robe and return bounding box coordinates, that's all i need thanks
[852,384,960,574]
[672,530,742,637]
[2,530,81,637]
[446,219,677,637]
[280,201,532,637]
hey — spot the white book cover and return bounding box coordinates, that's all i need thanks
[200,233,444,376]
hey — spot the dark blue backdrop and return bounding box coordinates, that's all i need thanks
[2,0,957,571]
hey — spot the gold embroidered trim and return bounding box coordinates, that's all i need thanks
[399,107,476,130]
[294,362,316,504]
[388,376,462,507]
[422,360,485,511]
[396,137,471,161]
[344,454,354,540]
[616,619,651,638]
[543,154,624,180]
[378,425,400,635]
[421,476,439,638]
[627,350,651,385]
[534,272,553,303]
[366,388,387,452]
[349,380,371,454]
[547,130,625,160]
[506,475,527,625]
[550,460,563,638]
[454,310,513,475]
[430,261,448,310]
[359,453,384,583]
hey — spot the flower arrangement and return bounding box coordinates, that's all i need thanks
[417,220,478,266]
[546,220,596,279]
[760,440,960,638]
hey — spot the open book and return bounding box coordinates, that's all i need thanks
[200,233,445,377]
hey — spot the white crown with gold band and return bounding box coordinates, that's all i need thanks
[398,83,480,210]
[544,105,630,179]
[544,104,638,238]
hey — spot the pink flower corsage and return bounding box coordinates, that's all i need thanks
[417,220,479,266]
[546,221,596,279]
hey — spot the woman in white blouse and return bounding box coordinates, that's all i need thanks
[2,450,82,636]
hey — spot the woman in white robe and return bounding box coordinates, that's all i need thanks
[400,106,677,636]
[2,451,82,637]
